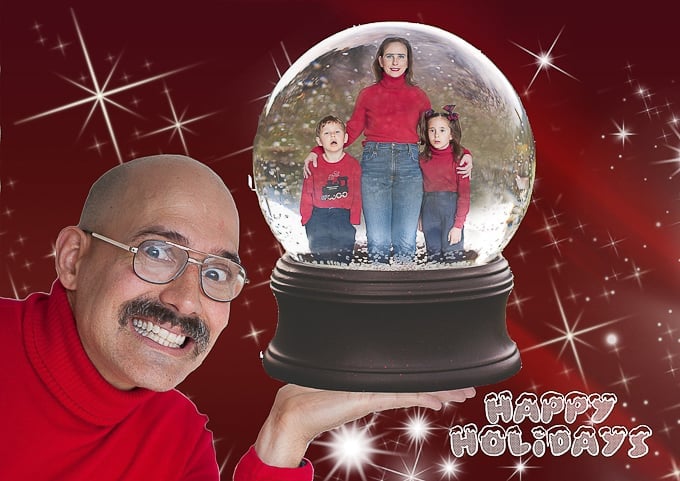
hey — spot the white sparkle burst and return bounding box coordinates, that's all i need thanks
[623,260,650,289]
[610,120,635,148]
[511,27,578,94]
[137,84,217,155]
[51,36,71,56]
[522,278,628,385]
[662,458,680,480]
[438,456,463,480]
[654,125,680,177]
[242,323,266,345]
[15,9,195,163]
[314,421,388,481]
[601,231,625,257]
[379,442,431,481]
[500,456,539,481]
[611,364,639,396]
[396,409,434,447]
[508,290,532,316]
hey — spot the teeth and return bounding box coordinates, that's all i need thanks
[132,318,186,349]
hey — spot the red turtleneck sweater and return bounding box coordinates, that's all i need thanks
[311,74,431,158]
[419,147,472,229]
[0,281,313,481]
[345,74,431,145]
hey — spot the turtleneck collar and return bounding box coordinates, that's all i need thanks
[23,280,156,427]
[379,73,407,89]
[430,145,454,160]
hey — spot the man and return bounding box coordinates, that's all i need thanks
[0,155,474,480]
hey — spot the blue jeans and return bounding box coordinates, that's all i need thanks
[361,142,423,263]
[421,191,464,262]
[305,207,356,264]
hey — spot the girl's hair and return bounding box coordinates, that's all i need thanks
[418,106,464,161]
[372,37,415,85]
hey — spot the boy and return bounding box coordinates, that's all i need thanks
[300,116,362,264]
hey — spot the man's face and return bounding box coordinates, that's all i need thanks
[68,164,239,391]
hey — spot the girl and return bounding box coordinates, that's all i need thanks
[305,37,472,264]
[419,105,471,263]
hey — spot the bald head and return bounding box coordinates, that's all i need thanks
[78,155,238,239]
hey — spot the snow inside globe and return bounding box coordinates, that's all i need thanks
[253,21,535,269]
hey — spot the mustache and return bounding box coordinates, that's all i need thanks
[119,297,210,356]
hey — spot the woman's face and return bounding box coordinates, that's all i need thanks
[378,41,408,78]
[427,117,453,150]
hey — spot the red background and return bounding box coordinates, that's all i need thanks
[2,1,679,479]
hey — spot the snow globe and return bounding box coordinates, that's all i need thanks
[253,22,535,391]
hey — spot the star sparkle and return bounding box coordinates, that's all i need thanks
[15,9,196,163]
[662,458,680,480]
[601,231,625,257]
[438,456,463,480]
[654,126,680,177]
[610,120,635,149]
[313,421,389,481]
[499,456,539,481]
[522,278,628,386]
[396,409,435,447]
[380,443,430,481]
[136,84,217,155]
[622,260,650,289]
[242,323,266,345]
[51,36,71,56]
[508,290,532,316]
[611,364,639,396]
[511,26,578,94]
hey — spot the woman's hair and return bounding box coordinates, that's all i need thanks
[418,106,464,161]
[372,37,415,85]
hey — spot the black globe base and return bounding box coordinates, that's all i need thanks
[262,254,521,392]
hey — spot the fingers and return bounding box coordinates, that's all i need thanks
[302,154,319,178]
[457,153,473,178]
[434,387,476,404]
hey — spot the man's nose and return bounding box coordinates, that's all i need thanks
[158,263,203,317]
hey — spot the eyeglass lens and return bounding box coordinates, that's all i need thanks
[133,240,245,301]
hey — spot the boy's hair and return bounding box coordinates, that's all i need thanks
[418,108,464,161]
[315,115,346,137]
[372,36,415,86]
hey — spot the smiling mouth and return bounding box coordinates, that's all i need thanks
[132,318,188,349]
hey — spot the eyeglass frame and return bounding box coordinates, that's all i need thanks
[83,230,248,302]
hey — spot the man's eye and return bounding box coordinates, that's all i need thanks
[203,266,230,283]
[142,244,174,261]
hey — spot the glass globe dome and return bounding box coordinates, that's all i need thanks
[253,22,534,268]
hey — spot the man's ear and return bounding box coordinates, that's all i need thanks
[344,132,348,144]
[55,226,90,290]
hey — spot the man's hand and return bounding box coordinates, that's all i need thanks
[302,152,319,178]
[254,384,476,468]
[457,153,473,178]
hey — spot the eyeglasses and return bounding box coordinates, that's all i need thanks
[86,231,248,302]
